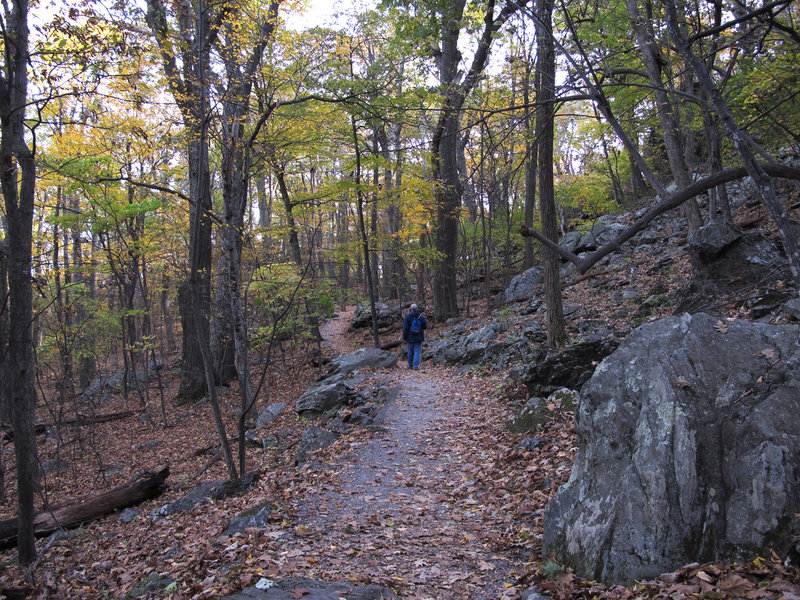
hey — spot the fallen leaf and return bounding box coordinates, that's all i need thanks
[290,587,310,599]
[718,573,754,596]
[715,320,729,333]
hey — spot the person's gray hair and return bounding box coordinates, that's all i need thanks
[410,303,418,311]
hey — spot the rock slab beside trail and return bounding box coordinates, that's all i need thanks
[544,313,800,584]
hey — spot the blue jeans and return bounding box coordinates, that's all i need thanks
[407,342,422,369]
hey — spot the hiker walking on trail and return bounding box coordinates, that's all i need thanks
[402,303,428,370]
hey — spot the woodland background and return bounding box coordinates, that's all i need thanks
[1,0,799,586]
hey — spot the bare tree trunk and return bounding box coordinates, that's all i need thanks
[625,0,703,233]
[352,117,380,347]
[536,0,567,348]
[145,1,216,404]
[0,0,39,564]
[523,48,539,269]
[273,160,303,267]
[0,239,8,503]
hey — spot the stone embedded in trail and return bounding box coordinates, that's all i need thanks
[296,427,340,464]
[222,577,398,599]
[543,313,800,584]
[223,501,273,537]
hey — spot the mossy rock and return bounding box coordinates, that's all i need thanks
[509,397,550,433]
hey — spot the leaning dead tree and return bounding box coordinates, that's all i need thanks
[520,165,800,282]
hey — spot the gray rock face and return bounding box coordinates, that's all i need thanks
[224,502,273,537]
[150,472,258,522]
[256,402,286,427]
[151,479,226,522]
[504,267,544,303]
[295,348,397,418]
[350,302,402,329]
[783,297,800,320]
[523,335,619,396]
[543,313,800,584]
[688,221,788,290]
[327,347,398,375]
[295,377,358,418]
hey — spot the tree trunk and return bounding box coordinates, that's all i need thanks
[523,51,538,270]
[535,0,567,348]
[178,136,214,403]
[0,239,7,502]
[625,0,703,232]
[0,0,39,565]
[353,117,380,347]
[273,160,303,267]
[145,1,215,404]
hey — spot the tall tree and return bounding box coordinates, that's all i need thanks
[534,0,567,347]
[145,0,219,403]
[391,0,530,320]
[625,0,703,232]
[212,0,280,392]
[0,0,39,566]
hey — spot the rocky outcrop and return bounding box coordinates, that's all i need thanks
[294,349,397,418]
[688,221,788,290]
[150,472,257,523]
[499,267,543,304]
[327,347,398,375]
[294,376,361,418]
[521,334,619,396]
[296,427,340,464]
[424,319,545,370]
[350,302,403,329]
[544,313,800,584]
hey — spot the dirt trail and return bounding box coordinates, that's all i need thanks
[278,312,526,599]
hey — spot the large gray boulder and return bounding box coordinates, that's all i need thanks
[522,334,619,396]
[327,347,397,375]
[504,267,544,303]
[350,302,402,329]
[294,376,358,418]
[544,313,800,584]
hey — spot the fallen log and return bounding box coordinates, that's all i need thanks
[0,466,169,549]
[2,410,138,441]
[56,409,137,427]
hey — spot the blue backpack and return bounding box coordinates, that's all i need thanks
[410,315,422,335]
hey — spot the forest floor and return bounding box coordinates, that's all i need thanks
[1,305,798,599]
[0,309,574,600]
